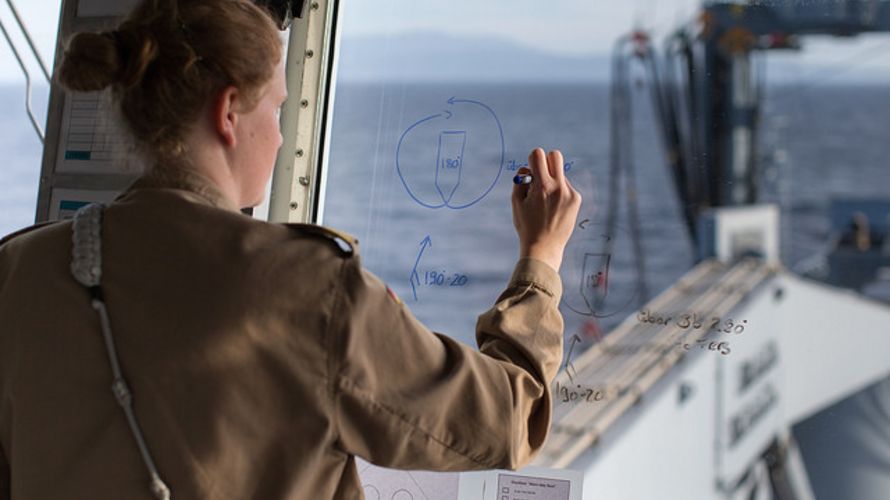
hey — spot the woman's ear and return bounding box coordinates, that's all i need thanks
[213,85,240,147]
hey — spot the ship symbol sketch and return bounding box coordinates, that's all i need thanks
[396,97,505,210]
[434,131,466,205]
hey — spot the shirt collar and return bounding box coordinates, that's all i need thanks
[123,166,241,213]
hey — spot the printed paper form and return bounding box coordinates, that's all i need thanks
[496,474,571,500]
[357,459,582,500]
[358,459,460,500]
[458,467,582,500]
[55,90,144,175]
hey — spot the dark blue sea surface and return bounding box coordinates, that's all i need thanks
[1,83,888,347]
[322,82,890,346]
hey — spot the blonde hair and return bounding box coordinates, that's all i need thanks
[58,0,282,162]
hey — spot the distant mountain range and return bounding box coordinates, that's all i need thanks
[337,32,890,84]
[337,33,609,83]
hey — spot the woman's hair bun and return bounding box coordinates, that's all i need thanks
[55,0,282,162]
[58,27,159,92]
[58,31,121,91]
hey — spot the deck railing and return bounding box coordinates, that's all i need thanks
[0,0,50,143]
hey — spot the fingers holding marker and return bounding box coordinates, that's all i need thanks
[527,147,554,190]
[512,148,577,200]
[513,173,533,185]
[519,149,571,193]
[548,150,566,185]
[513,166,532,187]
[513,161,533,186]
[512,166,532,203]
[541,148,581,209]
[509,147,583,271]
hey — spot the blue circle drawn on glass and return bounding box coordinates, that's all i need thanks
[396,97,505,210]
[561,223,642,319]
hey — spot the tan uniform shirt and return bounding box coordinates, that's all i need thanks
[0,170,564,499]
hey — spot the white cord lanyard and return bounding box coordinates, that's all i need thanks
[70,203,171,500]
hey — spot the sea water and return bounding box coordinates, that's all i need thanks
[1,83,889,346]
[322,82,890,344]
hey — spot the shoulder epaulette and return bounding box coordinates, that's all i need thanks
[0,221,58,248]
[285,223,358,257]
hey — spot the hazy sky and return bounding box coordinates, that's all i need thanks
[337,0,890,80]
[0,1,61,84]
[340,0,701,55]
[0,0,888,84]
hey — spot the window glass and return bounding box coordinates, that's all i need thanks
[0,1,58,236]
[321,1,890,498]
[324,2,696,342]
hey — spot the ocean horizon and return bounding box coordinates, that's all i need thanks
[2,81,888,342]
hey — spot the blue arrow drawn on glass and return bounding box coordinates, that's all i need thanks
[409,235,432,301]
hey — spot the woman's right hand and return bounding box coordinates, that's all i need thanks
[511,148,582,272]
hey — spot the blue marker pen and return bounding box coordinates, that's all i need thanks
[513,174,533,185]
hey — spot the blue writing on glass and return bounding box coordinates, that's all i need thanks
[505,159,574,174]
[396,97,505,210]
[409,235,432,301]
[434,130,467,204]
[423,271,469,287]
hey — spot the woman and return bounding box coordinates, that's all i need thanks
[0,0,581,498]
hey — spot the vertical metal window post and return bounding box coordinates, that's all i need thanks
[267,0,339,223]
